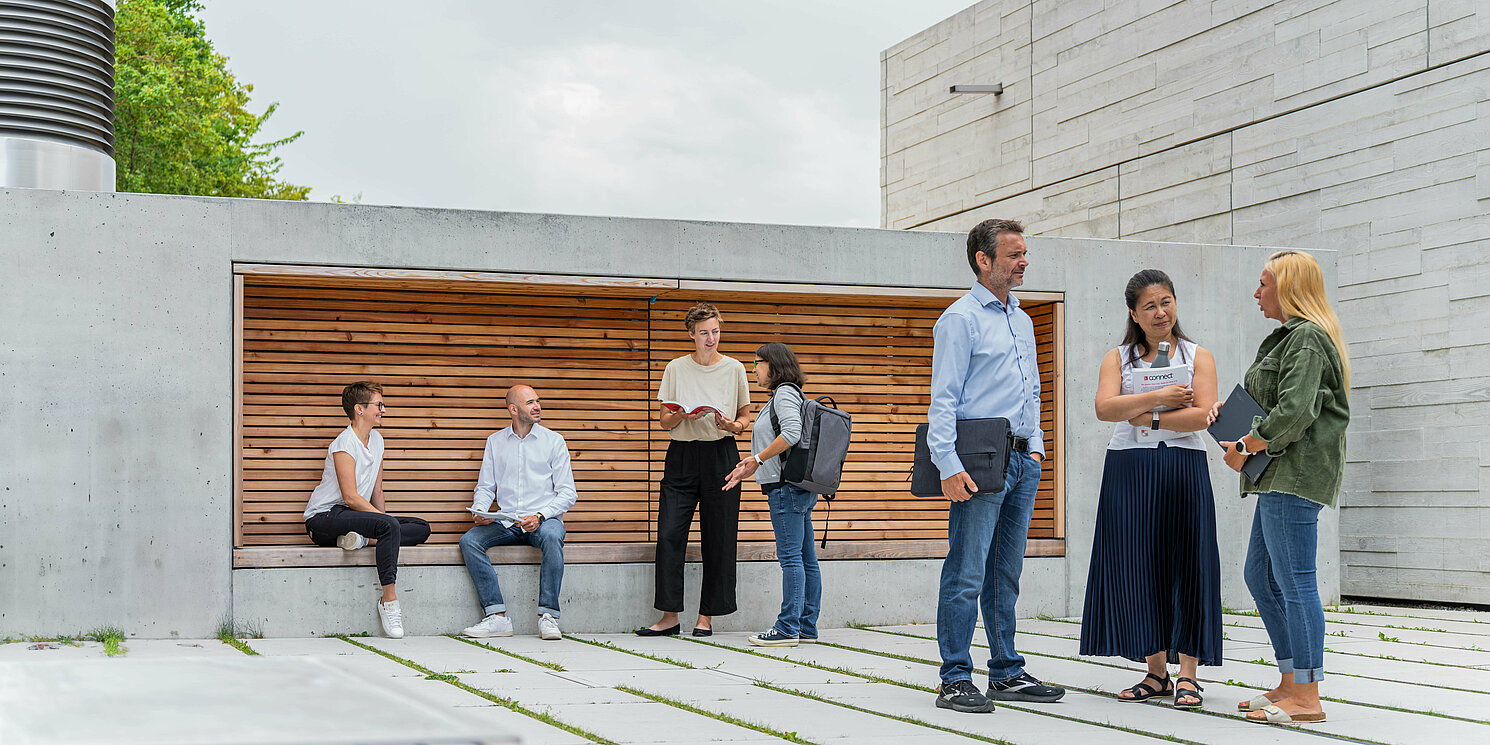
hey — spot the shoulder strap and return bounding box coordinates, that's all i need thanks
[767,382,803,439]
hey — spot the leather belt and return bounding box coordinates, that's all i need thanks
[1010,436,1031,453]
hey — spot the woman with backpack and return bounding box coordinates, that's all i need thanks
[724,342,821,647]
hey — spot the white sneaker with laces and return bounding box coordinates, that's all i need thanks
[378,600,404,639]
[337,532,368,550]
[538,613,562,640]
[462,613,513,638]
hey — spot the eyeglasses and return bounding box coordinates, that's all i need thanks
[752,360,765,368]
[358,401,386,411]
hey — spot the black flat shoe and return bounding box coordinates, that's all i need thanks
[691,627,713,637]
[635,624,680,637]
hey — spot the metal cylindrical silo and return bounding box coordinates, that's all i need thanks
[0,0,115,191]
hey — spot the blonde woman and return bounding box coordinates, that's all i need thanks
[1209,250,1350,725]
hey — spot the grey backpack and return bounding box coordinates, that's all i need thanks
[766,383,852,496]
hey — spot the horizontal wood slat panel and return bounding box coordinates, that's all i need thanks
[237,274,1064,560]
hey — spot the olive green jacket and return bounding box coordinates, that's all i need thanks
[1241,317,1349,507]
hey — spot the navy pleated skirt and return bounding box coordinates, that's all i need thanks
[1079,443,1223,665]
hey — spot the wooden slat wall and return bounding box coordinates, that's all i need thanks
[240,278,655,546]
[237,275,1063,552]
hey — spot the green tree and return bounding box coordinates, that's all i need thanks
[113,0,309,199]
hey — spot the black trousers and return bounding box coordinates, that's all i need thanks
[306,504,431,586]
[654,438,741,616]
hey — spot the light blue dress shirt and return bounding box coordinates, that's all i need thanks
[928,281,1045,479]
[471,423,578,525]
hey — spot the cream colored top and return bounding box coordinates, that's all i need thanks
[659,354,751,442]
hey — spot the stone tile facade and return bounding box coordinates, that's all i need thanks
[884,0,1490,604]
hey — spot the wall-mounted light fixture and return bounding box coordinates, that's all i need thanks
[949,84,1003,94]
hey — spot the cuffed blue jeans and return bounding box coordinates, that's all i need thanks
[766,483,821,639]
[937,452,1040,684]
[1244,491,1326,684]
[459,517,565,618]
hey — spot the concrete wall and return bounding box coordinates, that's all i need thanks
[0,187,1331,637]
[883,0,1490,604]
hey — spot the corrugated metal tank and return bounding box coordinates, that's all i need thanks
[0,0,115,191]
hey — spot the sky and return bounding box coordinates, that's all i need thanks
[196,1,972,228]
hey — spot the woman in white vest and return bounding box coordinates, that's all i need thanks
[1080,269,1222,709]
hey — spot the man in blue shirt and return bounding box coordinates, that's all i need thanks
[930,219,1066,713]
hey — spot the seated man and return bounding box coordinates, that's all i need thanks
[460,385,578,640]
[304,381,431,638]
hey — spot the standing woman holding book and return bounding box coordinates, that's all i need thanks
[1211,251,1349,725]
[638,302,752,637]
[1080,269,1222,709]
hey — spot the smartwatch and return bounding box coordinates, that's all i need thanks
[1150,413,1160,431]
[1234,440,1252,456]
[752,453,764,466]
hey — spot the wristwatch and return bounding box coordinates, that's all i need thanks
[1150,412,1160,430]
[536,514,546,525]
[752,453,764,466]
[1234,440,1252,456]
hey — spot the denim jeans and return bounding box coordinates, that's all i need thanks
[459,517,565,618]
[1244,491,1326,684]
[937,452,1040,684]
[766,483,821,638]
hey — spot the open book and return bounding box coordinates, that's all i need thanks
[1132,363,1193,441]
[466,506,526,524]
[660,400,730,417]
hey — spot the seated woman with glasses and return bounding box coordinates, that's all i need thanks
[302,381,431,638]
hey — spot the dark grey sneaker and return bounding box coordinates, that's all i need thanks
[747,628,798,647]
[936,679,995,713]
[988,672,1065,702]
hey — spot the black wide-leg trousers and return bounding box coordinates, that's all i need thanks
[653,438,741,616]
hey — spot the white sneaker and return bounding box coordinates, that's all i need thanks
[462,613,513,638]
[378,600,404,639]
[337,532,368,550]
[538,613,562,641]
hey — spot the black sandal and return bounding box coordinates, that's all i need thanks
[1118,672,1172,702]
[1174,677,1204,709]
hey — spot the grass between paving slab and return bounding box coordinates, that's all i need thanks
[216,620,261,656]
[444,634,566,671]
[336,635,616,745]
[614,685,821,745]
[575,634,1019,745]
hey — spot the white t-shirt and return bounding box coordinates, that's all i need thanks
[1107,339,1207,451]
[659,354,751,442]
[304,426,385,519]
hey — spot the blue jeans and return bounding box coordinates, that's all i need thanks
[459,517,565,618]
[1244,491,1325,684]
[766,483,821,638]
[937,452,1040,684]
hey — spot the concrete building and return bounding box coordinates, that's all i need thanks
[882,0,1490,605]
[0,188,1324,637]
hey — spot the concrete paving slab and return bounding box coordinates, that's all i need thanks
[537,700,776,744]
[381,674,497,707]
[463,670,590,693]
[0,640,107,659]
[577,635,866,684]
[1339,604,1490,624]
[314,652,426,677]
[109,639,245,658]
[454,705,599,745]
[248,637,377,656]
[0,656,514,744]
[466,636,681,673]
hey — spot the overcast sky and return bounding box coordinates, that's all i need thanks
[196,1,970,228]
